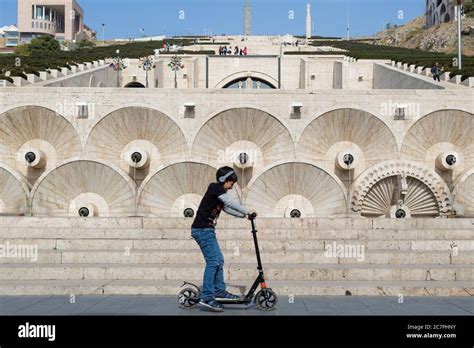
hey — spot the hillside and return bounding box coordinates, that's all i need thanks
[371,15,474,57]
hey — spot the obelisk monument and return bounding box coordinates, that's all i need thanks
[306,3,312,40]
[245,0,251,36]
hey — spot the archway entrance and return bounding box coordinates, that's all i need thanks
[124,81,146,88]
[223,77,276,89]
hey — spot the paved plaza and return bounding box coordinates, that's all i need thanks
[1,295,472,316]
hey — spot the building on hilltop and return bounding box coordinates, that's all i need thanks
[424,0,473,28]
[17,0,94,44]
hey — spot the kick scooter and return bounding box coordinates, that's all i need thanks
[178,213,278,311]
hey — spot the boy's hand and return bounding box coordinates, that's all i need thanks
[247,212,257,219]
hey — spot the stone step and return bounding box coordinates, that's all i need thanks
[0,264,472,281]
[0,249,472,264]
[0,217,472,230]
[1,228,473,240]
[0,279,471,296]
[1,238,473,251]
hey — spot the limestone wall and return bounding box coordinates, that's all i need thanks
[5,56,468,91]
[374,63,444,90]
[32,64,116,88]
[0,88,472,218]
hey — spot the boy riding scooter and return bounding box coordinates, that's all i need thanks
[191,166,256,312]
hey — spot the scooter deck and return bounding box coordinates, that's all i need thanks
[215,298,253,305]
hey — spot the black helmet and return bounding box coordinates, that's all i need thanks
[216,166,238,183]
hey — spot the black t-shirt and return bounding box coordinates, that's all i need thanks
[192,183,227,229]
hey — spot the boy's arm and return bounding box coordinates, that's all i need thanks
[218,193,248,218]
[223,205,246,218]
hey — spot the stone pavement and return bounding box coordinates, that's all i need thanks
[0,295,472,316]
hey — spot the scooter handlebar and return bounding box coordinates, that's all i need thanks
[248,212,257,220]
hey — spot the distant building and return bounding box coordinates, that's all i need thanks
[0,25,19,47]
[425,0,459,28]
[82,24,96,41]
[17,0,94,44]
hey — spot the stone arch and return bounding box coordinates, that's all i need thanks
[400,109,474,179]
[297,108,399,181]
[215,71,281,89]
[192,107,295,173]
[137,161,243,217]
[0,105,82,186]
[440,3,447,15]
[351,161,453,217]
[358,176,440,218]
[223,77,276,89]
[88,74,97,87]
[86,104,182,138]
[124,81,146,88]
[193,105,294,145]
[443,12,450,23]
[452,167,474,217]
[84,106,188,182]
[31,158,137,217]
[0,164,30,216]
[245,161,347,217]
[429,3,436,17]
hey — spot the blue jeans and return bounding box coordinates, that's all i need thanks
[191,228,226,301]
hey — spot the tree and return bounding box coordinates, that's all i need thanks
[77,39,96,49]
[28,36,60,53]
[14,44,30,56]
[463,2,474,17]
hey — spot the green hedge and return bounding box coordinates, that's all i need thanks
[174,50,216,55]
[284,51,347,55]
[311,40,474,79]
[295,36,342,40]
[8,68,27,79]
[0,39,193,77]
[449,68,474,81]
[196,42,230,45]
[0,75,14,83]
[23,67,40,76]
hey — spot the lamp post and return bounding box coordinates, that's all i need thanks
[139,56,155,88]
[101,23,105,42]
[346,0,351,40]
[111,49,127,87]
[453,0,464,70]
[168,55,185,88]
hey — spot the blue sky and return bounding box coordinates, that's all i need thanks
[0,0,425,38]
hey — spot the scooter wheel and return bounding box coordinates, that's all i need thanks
[255,289,278,311]
[178,287,200,310]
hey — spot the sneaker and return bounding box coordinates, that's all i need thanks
[198,298,224,312]
[215,291,241,301]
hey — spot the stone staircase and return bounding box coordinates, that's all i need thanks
[0,217,472,297]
